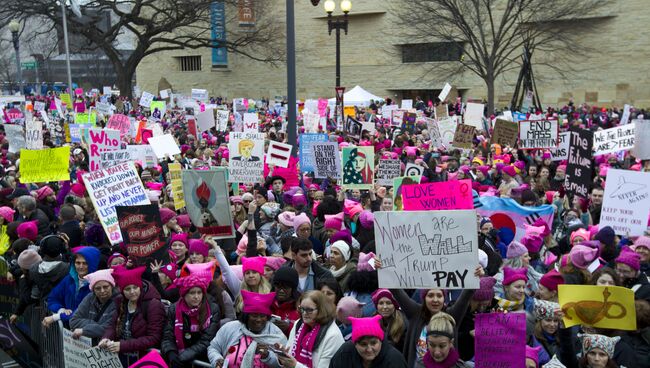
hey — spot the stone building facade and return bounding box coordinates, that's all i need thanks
[136,0,650,108]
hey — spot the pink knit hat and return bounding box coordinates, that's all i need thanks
[70,183,86,197]
[17,221,38,241]
[344,199,363,219]
[324,212,345,231]
[176,274,209,297]
[371,289,400,310]
[615,246,641,271]
[159,262,178,282]
[539,269,564,292]
[337,296,365,324]
[241,290,276,315]
[292,213,311,232]
[569,244,598,269]
[170,233,189,247]
[0,206,15,223]
[35,186,54,201]
[84,269,115,290]
[570,228,590,244]
[502,165,517,177]
[634,236,650,250]
[176,214,191,228]
[521,234,544,253]
[185,261,218,284]
[242,256,266,275]
[506,241,528,259]
[349,315,384,343]
[502,267,528,285]
[159,207,177,225]
[113,266,146,289]
[188,239,209,258]
[472,277,496,301]
[264,256,287,271]
[359,210,374,229]
[278,211,296,228]
[525,345,542,367]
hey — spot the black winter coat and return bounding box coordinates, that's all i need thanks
[329,340,407,368]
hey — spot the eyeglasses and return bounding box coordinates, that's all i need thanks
[243,200,252,203]
[299,307,318,315]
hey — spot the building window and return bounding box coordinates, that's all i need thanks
[401,42,464,63]
[175,56,202,71]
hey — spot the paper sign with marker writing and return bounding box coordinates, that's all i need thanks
[147,134,181,159]
[216,110,229,131]
[4,124,25,153]
[266,141,292,168]
[139,91,155,107]
[82,347,121,368]
[74,112,96,125]
[402,180,473,211]
[100,149,131,168]
[25,116,43,150]
[191,88,209,101]
[474,313,526,368]
[490,119,519,147]
[107,114,131,137]
[88,128,120,171]
[599,168,650,236]
[439,83,452,101]
[375,159,401,186]
[464,102,484,130]
[243,112,259,132]
[551,131,570,161]
[401,99,413,110]
[374,210,479,289]
[437,117,456,147]
[564,130,593,198]
[559,285,636,330]
[62,327,92,368]
[519,119,559,149]
[19,147,70,183]
[60,93,72,110]
[196,109,216,132]
[169,163,185,210]
[593,124,635,156]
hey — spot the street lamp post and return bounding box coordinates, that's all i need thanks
[323,0,351,126]
[8,20,23,95]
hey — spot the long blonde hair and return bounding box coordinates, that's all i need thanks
[234,277,272,314]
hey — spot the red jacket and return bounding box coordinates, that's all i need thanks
[271,300,300,336]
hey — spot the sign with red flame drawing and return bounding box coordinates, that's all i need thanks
[181,168,235,238]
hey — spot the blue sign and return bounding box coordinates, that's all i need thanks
[299,134,328,173]
[211,1,228,67]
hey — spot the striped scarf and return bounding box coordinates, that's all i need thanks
[494,296,524,311]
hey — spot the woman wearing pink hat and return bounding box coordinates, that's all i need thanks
[69,269,118,344]
[371,289,406,352]
[234,257,272,314]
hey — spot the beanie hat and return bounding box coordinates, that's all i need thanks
[570,228,590,244]
[170,233,189,247]
[359,210,374,229]
[330,229,352,246]
[185,261,218,284]
[261,202,281,219]
[580,334,620,359]
[371,289,400,310]
[292,213,311,232]
[569,244,598,269]
[264,256,287,271]
[478,249,488,269]
[544,355,567,368]
[337,296,364,324]
[17,221,38,242]
[291,193,307,208]
[634,236,650,251]
[176,274,209,297]
[502,267,528,285]
[524,223,546,238]
[477,165,490,177]
[331,240,351,262]
[594,226,616,247]
[615,246,641,272]
[349,315,384,343]
[113,266,146,289]
[0,206,15,223]
[525,345,542,367]
[70,183,86,197]
[17,249,41,269]
[506,241,528,259]
[324,212,344,231]
[472,277,496,301]
[188,239,209,258]
[241,256,266,275]
[271,266,298,290]
[35,186,54,201]
[107,252,127,267]
[159,262,178,282]
[479,217,492,229]
[241,290,276,316]
[84,269,115,290]
[159,207,177,225]
[556,164,567,173]
[344,199,363,219]
[540,269,564,292]
[502,165,517,177]
[534,299,560,321]
[521,234,544,253]
[39,235,65,258]
[278,211,296,228]
[176,214,191,228]
[357,252,376,272]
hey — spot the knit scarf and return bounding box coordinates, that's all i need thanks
[494,296,524,311]
[291,322,321,367]
[330,263,348,278]
[174,299,211,353]
[423,348,460,368]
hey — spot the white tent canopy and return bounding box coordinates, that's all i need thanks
[328,85,384,107]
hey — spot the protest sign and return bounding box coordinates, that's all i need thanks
[88,128,120,171]
[196,109,216,132]
[150,100,166,118]
[564,129,593,198]
[435,104,449,120]
[593,124,636,156]
[374,210,479,289]
[303,111,321,133]
[393,176,421,210]
[0,319,42,367]
[402,180,473,211]
[559,285,636,330]
[148,134,181,159]
[464,102,484,130]
[312,142,341,179]
[216,109,230,131]
[100,149,131,168]
[437,117,456,147]
[266,140,292,168]
[453,124,476,149]
[168,163,185,210]
[490,119,519,147]
[182,169,235,238]
[139,91,155,107]
[191,88,209,101]
[107,114,131,137]
[82,347,122,367]
[69,124,82,143]
[83,162,150,244]
[116,204,168,264]
[33,100,45,111]
[6,108,24,124]
[474,313,526,368]
[25,116,43,150]
[127,144,158,168]
[423,118,443,148]
[401,99,413,110]
[345,116,362,140]
[361,120,375,135]
[376,159,401,186]
[518,119,559,149]
[228,131,264,183]
[600,169,650,236]
[243,112,259,132]
[299,133,328,173]
[439,83,452,101]
[60,93,72,109]
[402,112,417,133]
[62,326,92,368]
[4,124,25,153]
[404,163,423,177]
[633,119,650,159]
[74,112,97,125]
[551,131,570,161]
[95,102,112,116]
[391,109,404,127]
[19,147,70,183]
[342,146,374,189]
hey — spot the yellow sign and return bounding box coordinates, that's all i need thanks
[19,147,71,183]
[74,112,97,125]
[64,123,71,143]
[344,106,356,119]
[168,163,185,210]
[0,225,9,255]
[558,285,636,331]
[60,93,72,110]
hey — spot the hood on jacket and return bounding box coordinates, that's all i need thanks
[70,246,101,280]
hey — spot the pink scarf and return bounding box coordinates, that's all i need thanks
[174,299,211,353]
[291,322,321,367]
[423,348,461,368]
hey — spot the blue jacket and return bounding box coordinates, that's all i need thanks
[47,246,101,322]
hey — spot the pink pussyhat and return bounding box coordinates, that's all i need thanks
[241,256,266,275]
[241,290,276,315]
[349,315,384,343]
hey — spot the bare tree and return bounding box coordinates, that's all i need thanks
[0,0,284,97]
[392,0,611,113]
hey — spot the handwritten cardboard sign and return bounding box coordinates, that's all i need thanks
[599,169,650,236]
[243,112,259,132]
[453,124,476,149]
[312,142,341,179]
[564,130,593,198]
[491,119,519,147]
[62,327,92,368]
[374,210,479,289]
[464,102,484,130]
[19,147,70,183]
[168,163,185,210]
[593,124,635,156]
[100,149,131,168]
[228,131,265,183]
[518,119,559,149]
[82,347,121,368]
[4,124,25,153]
[182,169,235,238]
[559,285,636,330]
[474,313,526,368]
[299,134,328,173]
[376,159,401,186]
[147,134,181,159]
[25,116,43,150]
[551,131,570,161]
[216,109,230,131]
[107,114,131,137]
[402,180,473,211]
[88,128,120,171]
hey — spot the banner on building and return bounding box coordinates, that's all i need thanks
[238,0,255,27]
[211,1,228,67]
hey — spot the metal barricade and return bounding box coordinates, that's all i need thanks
[41,321,65,367]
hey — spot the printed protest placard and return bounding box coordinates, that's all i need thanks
[4,124,25,153]
[437,117,456,147]
[376,159,401,186]
[82,347,121,367]
[464,102,484,130]
[88,128,120,171]
[404,163,423,177]
[342,146,374,189]
[25,116,43,150]
[518,119,559,149]
[62,326,92,368]
[266,140,292,168]
[551,131,570,161]
[312,142,341,179]
[196,109,216,132]
[60,93,72,110]
[83,162,150,244]
[139,91,154,107]
[425,118,443,148]
[182,169,235,238]
[633,119,650,159]
[402,180,473,211]
[147,134,181,159]
[491,119,519,147]
[69,124,82,143]
[100,149,131,168]
[127,144,158,168]
[345,116,362,140]
[299,134,328,173]
[191,88,209,101]
[19,147,70,183]
[168,163,185,210]
[600,169,650,236]
[116,204,168,265]
[216,109,230,131]
[559,285,636,330]
[564,130,593,198]
[243,112,259,132]
[593,124,635,156]
[391,109,404,127]
[228,131,264,183]
[474,313,526,368]
[74,112,97,125]
[453,124,476,149]
[107,114,131,137]
[374,210,479,289]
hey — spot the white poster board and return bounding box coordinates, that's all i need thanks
[243,113,259,132]
[25,116,43,150]
[518,119,559,149]
[376,159,401,186]
[437,117,457,147]
[464,102,485,130]
[312,142,341,179]
[266,141,293,168]
[633,119,650,159]
[438,83,452,101]
[404,163,424,177]
[216,110,230,131]
[600,169,650,236]
[62,326,92,368]
[138,91,155,107]
[196,109,216,132]
[593,124,635,156]
[191,88,209,101]
[551,132,570,161]
[147,134,181,159]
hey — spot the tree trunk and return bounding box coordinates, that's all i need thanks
[486,75,495,116]
[116,69,134,99]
